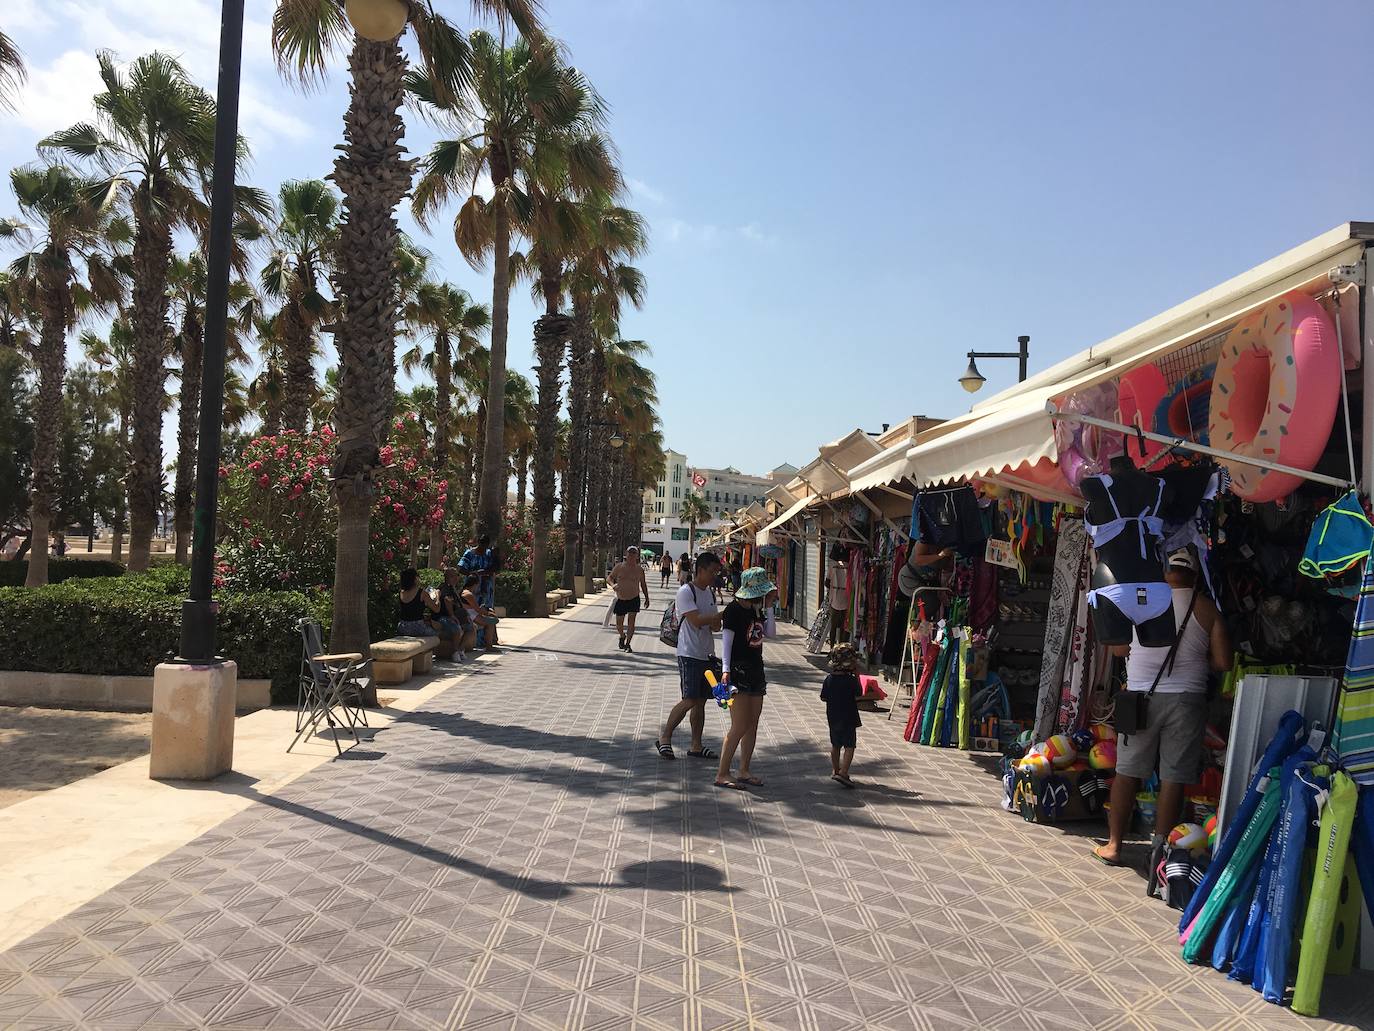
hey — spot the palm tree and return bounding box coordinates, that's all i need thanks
[0,29,25,112]
[412,28,615,547]
[503,369,534,515]
[679,491,710,559]
[260,179,338,427]
[272,1,544,656]
[166,252,256,563]
[595,339,654,570]
[248,312,288,434]
[41,51,267,571]
[82,319,134,561]
[0,164,127,585]
[560,200,647,593]
[402,279,490,562]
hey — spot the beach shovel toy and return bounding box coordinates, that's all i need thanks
[1292,770,1358,1017]
[1180,710,1306,936]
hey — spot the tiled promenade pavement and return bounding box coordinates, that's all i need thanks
[2,601,1371,1030]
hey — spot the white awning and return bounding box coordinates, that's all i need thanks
[847,438,916,494]
[756,493,815,548]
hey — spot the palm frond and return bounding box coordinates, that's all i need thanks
[271,0,351,89]
[0,30,26,112]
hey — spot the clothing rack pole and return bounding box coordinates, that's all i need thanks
[1046,405,1355,491]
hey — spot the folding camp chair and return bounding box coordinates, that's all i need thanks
[290,619,372,755]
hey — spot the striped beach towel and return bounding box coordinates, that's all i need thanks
[1334,551,1374,785]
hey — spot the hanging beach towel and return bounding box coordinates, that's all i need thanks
[1034,518,1088,742]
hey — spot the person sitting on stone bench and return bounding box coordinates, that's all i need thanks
[397,567,442,637]
[437,567,476,660]
[461,573,501,651]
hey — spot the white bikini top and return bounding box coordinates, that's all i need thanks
[1084,474,1165,559]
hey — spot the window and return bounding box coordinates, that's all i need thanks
[673,466,681,483]
[656,485,664,497]
[672,486,680,499]
[655,501,663,514]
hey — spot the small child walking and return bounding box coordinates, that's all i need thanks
[821,643,862,786]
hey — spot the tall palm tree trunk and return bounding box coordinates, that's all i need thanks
[281,294,313,432]
[127,197,174,572]
[112,405,128,563]
[428,330,452,565]
[327,35,413,667]
[529,312,569,619]
[173,310,203,565]
[515,445,528,514]
[475,157,512,542]
[581,368,606,582]
[561,312,591,595]
[25,265,70,587]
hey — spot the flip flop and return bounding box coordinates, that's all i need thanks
[714,780,741,790]
[1091,845,1124,867]
[655,740,675,759]
[686,747,717,759]
[737,775,764,786]
[831,773,854,789]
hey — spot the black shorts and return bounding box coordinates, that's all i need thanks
[613,597,642,616]
[730,673,767,697]
[678,656,715,700]
[829,725,857,749]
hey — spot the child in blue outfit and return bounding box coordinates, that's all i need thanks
[821,643,862,786]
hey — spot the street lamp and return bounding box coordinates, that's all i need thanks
[609,431,625,449]
[959,335,1030,393]
[345,0,409,41]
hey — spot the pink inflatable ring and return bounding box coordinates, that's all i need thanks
[1209,291,1340,502]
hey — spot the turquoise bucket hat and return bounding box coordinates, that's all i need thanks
[736,567,776,600]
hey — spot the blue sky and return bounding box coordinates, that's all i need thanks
[5,0,1374,478]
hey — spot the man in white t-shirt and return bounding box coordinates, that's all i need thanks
[656,551,724,760]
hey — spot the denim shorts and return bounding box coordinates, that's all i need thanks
[397,619,435,638]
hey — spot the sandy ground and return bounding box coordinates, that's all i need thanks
[0,706,152,810]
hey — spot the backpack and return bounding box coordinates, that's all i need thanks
[659,584,697,648]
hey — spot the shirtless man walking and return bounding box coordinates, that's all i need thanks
[608,546,651,652]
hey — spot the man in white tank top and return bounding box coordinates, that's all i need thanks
[1093,548,1231,870]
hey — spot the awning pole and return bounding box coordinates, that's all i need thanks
[1046,404,1355,490]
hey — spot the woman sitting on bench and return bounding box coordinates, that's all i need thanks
[397,568,442,637]
[462,574,501,650]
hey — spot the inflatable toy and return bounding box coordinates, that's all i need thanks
[1118,363,1171,467]
[1168,822,1209,855]
[1204,813,1218,848]
[1088,740,1117,770]
[1018,753,1051,776]
[1157,363,1215,445]
[1044,734,1076,769]
[1090,723,1116,742]
[1053,383,1124,486]
[1209,291,1341,503]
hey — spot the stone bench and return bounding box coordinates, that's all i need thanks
[370,635,438,684]
[546,591,564,612]
[551,589,573,607]
[592,578,607,592]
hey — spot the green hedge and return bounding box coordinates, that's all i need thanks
[0,575,327,704]
[0,557,126,586]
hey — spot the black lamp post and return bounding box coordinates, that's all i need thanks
[959,334,1030,394]
[179,0,244,663]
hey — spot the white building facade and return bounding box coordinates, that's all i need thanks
[645,449,689,522]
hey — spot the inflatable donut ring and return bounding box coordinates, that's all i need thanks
[1209,291,1340,503]
[1053,383,1124,487]
[1118,363,1170,466]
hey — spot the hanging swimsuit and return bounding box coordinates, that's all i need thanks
[1160,470,1222,599]
[1299,490,1374,579]
[1084,475,1173,624]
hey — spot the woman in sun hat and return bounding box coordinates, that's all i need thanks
[716,567,779,789]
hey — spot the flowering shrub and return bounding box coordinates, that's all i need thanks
[217,423,447,593]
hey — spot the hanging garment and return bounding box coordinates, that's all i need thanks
[969,556,999,632]
[914,486,986,549]
[904,641,940,742]
[1034,518,1088,742]
[1299,490,1374,580]
[1084,474,1171,623]
[1161,470,1222,598]
[1333,552,1374,785]
[1056,591,1097,734]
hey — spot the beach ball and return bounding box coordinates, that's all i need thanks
[1019,754,1052,776]
[1045,734,1077,769]
[1091,723,1116,742]
[1070,729,1095,754]
[1168,823,1208,855]
[1088,740,1117,771]
[1204,814,1218,849]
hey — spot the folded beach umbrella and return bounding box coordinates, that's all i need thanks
[1179,710,1307,935]
[1332,551,1374,785]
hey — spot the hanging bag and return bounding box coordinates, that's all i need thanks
[1115,588,1199,740]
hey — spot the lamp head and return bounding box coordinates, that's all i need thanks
[958,354,986,393]
[609,432,625,449]
[345,0,409,41]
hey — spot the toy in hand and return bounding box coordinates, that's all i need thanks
[705,669,735,710]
